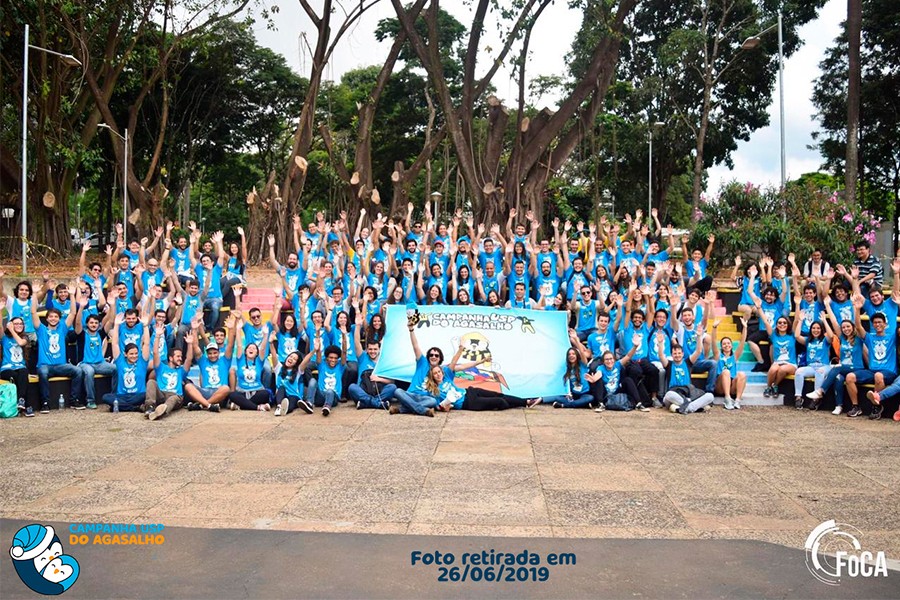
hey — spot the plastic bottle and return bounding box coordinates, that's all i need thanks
[58,394,65,410]
[113,398,119,413]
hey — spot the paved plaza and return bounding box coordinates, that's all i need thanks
[2,404,899,558]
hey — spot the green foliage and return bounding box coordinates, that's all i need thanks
[694,179,884,268]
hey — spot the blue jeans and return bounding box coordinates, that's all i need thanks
[100,392,145,411]
[692,359,718,392]
[393,389,438,415]
[821,365,854,406]
[305,379,337,408]
[203,297,223,330]
[37,363,84,403]
[543,393,594,408]
[878,377,900,402]
[348,383,397,408]
[79,361,117,402]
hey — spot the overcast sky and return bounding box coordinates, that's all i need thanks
[252,0,844,197]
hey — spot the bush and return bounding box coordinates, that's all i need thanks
[690,180,882,270]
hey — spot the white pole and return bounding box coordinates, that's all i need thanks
[123,128,128,245]
[21,24,29,275]
[778,11,786,188]
[648,128,653,216]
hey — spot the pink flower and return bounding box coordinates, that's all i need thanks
[744,182,754,194]
[829,192,838,203]
[842,213,853,223]
[864,232,877,244]
[855,224,864,233]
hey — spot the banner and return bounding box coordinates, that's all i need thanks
[374,305,569,397]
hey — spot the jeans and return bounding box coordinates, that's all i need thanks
[543,392,594,408]
[348,382,397,408]
[692,359,718,393]
[877,377,900,402]
[794,364,831,397]
[37,363,83,403]
[820,365,854,406]
[101,392,145,411]
[393,388,438,415]
[203,297,223,330]
[228,389,271,410]
[305,379,337,408]
[79,361,118,402]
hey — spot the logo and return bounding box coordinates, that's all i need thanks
[9,524,80,595]
[805,520,888,585]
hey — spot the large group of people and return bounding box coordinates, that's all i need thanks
[2,205,899,422]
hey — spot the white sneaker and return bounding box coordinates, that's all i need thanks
[734,399,742,409]
[723,398,735,410]
[274,405,283,417]
[832,406,843,415]
[668,403,679,413]
[593,403,605,413]
[806,389,824,400]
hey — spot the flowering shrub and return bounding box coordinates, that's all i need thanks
[686,180,882,269]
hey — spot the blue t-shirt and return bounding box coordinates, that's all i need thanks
[234,356,265,391]
[622,323,650,361]
[798,299,824,335]
[575,299,599,333]
[865,332,896,373]
[408,355,433,396]
[37,323,69,366]
[8,298,35,334]
[118,322,144,352]
[838,337,864,368]
[685,258,708,279]
[197,355,230,388]
[831,298,855,324]
[156,363,187,395]
[81,330,106,364]
[864,298,899,337]
[171,247,192,276]
[718,353,736,378]
[566,366,589,395]
[1,336,26,370]
[195,264,223,299]
[277,369,303,397]
[116,355,148,394]
[771,332,797,365]
[588,329,616,358]
[805,337,828,365]
[317,361,345,396]
[598,362,622,395]
[275,332,301,364]
[181,293,202,325]
[668,361,691,387]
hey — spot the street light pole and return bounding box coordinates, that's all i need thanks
[777,11,785,188]
[20,24,82,275]
[98,124,129,245]
[648,122,665,216]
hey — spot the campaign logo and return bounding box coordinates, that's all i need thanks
[9,523,80,595]
[805,519,888,585]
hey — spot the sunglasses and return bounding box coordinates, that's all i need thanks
[427,353,441,358]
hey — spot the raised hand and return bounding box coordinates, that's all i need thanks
[631,333,643,347]
[237,226,244,236]
[141,237,149,246]
[115,223,123,234]
[735,255,742,268]
[563,220,572,232]
[525,209,534,221]
[509,208,517,219]
[267,234,276,247]
[707,234,715,243]
[105,245,113,256]
[651,208,658,218]
[166,221,174,232]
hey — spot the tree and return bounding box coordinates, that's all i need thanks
[390,0,638,225]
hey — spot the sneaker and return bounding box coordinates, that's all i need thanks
[260,403,271,412]
[423,408,434,417]
[279,398,289,416]
[149,404,168,421]
[86,400,97,410]
[806,389,824,401]
[526,397,542,408]
[751,362,767,372]
[229,401,241,411]
[635,403,651,413]
[894,408,900,422]
[73,400,86,411]
[274,404,283,417]
[669,403,679,413]
[208,403,221,413]
[144,408,152,419]
[794,396,804,410]
[734,399,742,410]
[832,406,843,415]
[869,404,883,420]
[25,406,35,417]
[552,402,563,408]
[40,401,50,414]
[17,398,25,412]
[389,405,401,415]
[807,397,820,411]
[866,390,881,405]
[593,403,606,413]
[299,400,314,414]
[381,400,391,411]
[186,401,201,411]
[724,398,735,410]
[847,405,862,418]
[763,386,772,398]
[652,398,664,409]
[322,406,331,417]
[355,400,363,410]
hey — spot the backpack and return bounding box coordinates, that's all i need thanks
[0,382,17,418]
[605,392,632,411]
[360,369,382,396]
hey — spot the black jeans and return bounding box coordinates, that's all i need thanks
[0,368,28,401]
[461,387,528,411]
[626,360,659,394]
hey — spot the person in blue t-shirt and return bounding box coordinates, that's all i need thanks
[2,318,30,415]
[806,294,866,415]
[846,301,897,419]
[392,321,444,416]
[658,341,715,415]
[712,316,750,410]
[347,311,397,410]
[228,318,272,412]
[758,307,798,401]
[304,341,346,417]
[584,332,650,411]
[681,232,715,293]
[33,298,82,412]
[101,313,151,412]
[791,312,833,411]
[192,230,227,330]
[747,273,789,371]
[144,327,194,421]
[541,334,595,409]
[856,256,900,338]
[74,299,116,410]
[274,350,311,416]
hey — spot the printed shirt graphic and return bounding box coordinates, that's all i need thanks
[805,338,828,365]
[116,355,148,394]
[317,362,345,396]
[866,332,896,372]
[198,355,229,388]
[599,362,621,395]
[37,323,68,366]
[772,333,797,365]
[156,363,187,395]
[1,336,26,370]
[236,357,264,391]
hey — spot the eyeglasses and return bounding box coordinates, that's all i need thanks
[427,353,441,358]
[251,314,261,319]
[581,291,592,296]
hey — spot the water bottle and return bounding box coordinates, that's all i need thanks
[58,394,65,410]
[113,398,119,413]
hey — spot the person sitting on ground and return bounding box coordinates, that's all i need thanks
[541,332,596,409]
[275,350,315,416]
[144,328,193,421]
[304,341,346,417]
[347,312,397,410]
[392,323,443,417]
[228,317,271,412]
[102,314,151,412]
[658,338,715,415]
[585,332,649,412]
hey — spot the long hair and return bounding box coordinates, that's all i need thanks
[564,348,582,382]
[424,365,442,396]
[281,351,300,383]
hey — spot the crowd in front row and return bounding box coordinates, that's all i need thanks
[2,205,900,422]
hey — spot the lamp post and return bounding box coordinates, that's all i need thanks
[21,24,82,274]
[648,121,665,216]
[430,191,442,223]
[742,12,785,188]
[601,188,614,220]
[98,124,128,245]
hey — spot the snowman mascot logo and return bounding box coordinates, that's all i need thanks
[9,523,80,595]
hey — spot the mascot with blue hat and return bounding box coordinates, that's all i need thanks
[9,523,80,595]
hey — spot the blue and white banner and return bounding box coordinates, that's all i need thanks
[374,305,569,397]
